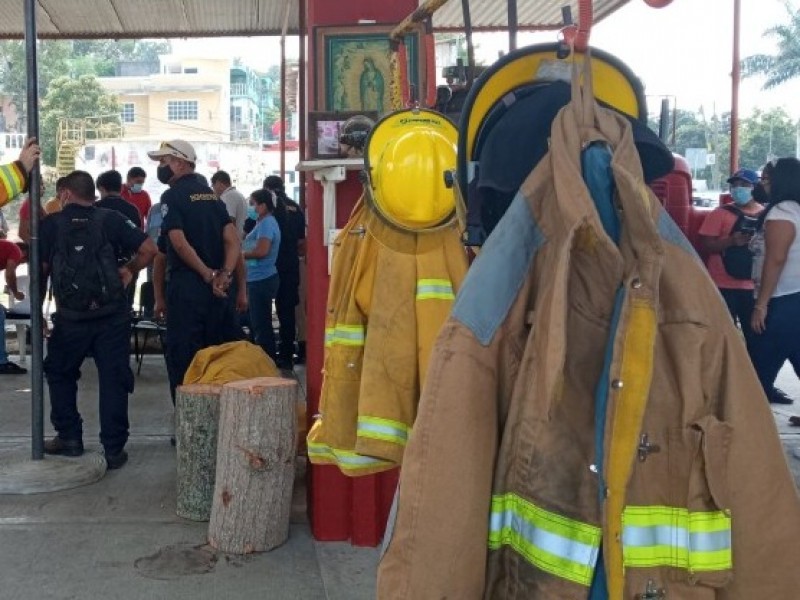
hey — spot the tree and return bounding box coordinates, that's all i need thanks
[0,40,72,127]
[0,39,170,132]
[738,107,796,169]
[741,2,800,88]
[40,75,121,165]
[70,40,172,76]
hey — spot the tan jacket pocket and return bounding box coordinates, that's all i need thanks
[667,415,734,589]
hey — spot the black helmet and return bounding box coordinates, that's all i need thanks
[339,115,376,157]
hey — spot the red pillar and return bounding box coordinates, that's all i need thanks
[305,0,418,545]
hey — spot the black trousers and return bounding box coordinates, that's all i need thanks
[44,312,133,454]
[165,272,243,401]
[750,291,800,396]
[719,288,756,349]
[275,268,300,360]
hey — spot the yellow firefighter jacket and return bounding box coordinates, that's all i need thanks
[183,340,279,385]
[377,75,800,598]
[307,199,468,476]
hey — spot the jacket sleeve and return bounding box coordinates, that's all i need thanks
[0,161,28,208]
[376,319,505,599]
[710,326,800,598]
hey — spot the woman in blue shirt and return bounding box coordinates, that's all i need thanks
[242,189,281,359]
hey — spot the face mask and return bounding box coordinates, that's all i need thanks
[752,183,770,204]
[731,186,752,206]
[247,206,258,221]
[130,183,143,193]
[157,164,174,185]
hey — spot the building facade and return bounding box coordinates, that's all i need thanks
[98,54,232,143]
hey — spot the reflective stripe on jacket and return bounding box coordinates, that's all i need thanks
[377,87,800,598]
[307,199,468,476]
[0,161,26,208]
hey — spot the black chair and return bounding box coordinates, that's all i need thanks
[131,281,166,375]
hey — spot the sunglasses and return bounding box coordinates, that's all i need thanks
[159,142,191,160]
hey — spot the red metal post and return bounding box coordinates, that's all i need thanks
[730,0,740,173]
[305,0,422,546]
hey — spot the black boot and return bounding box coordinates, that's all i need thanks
[295,341,306,365]
[276,343,294,371]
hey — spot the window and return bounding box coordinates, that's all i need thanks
[167,100,198,121]
[121,103,135,123]
[183,67,198,74]
[231,106,242,123]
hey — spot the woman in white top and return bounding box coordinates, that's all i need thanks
[750,157,800,400]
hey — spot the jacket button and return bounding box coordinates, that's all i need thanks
[611,379,624,389]
[631,278,642,289]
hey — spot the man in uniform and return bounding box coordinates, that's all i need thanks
[264,175,306,370]
[149,140,245,401]
[41,170,157,469]
[97,170,143,310]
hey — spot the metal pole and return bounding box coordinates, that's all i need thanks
[507,0,518,51]
[279,0,291,181]
[461,0,475,89]
[298,0,306,209]
[24,0,44,460]
[280,37,287,180]
[730,0,741,173]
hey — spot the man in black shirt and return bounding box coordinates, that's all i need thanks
[96,170,142,228]
[264,175,306,370]
[41,170,157,469]
[96,170,143,309]
[149,140,245,402]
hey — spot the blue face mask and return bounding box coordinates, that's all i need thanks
[731,186,752,206]
[247,206,258,221]
[130,183,143,193]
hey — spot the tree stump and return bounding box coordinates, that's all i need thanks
[175,384,223,521]
[208,377,298,554]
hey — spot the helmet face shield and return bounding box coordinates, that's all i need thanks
[364,109,458,232]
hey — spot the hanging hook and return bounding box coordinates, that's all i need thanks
[556,6,574,59]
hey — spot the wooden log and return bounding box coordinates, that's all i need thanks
[208,377,298,554]
[175,383,223,521]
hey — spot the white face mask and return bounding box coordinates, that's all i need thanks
[130,183,143,193]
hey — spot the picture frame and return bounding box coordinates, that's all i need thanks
[314,23,426,115]
[307,110,378,160]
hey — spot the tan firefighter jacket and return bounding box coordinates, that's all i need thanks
[307,199,468,476]
[377,70,800,599]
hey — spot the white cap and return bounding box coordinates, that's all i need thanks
[147,139,197,163]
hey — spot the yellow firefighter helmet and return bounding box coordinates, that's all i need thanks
[364,108,458,232]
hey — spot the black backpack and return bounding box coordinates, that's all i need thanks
[50,209,126,320]
[721,204,760,280]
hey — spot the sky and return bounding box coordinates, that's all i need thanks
[172,0,798,119]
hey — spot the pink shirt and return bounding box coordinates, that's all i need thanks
[698,205,763,290]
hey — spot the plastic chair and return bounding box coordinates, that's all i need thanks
[131,281,166,375]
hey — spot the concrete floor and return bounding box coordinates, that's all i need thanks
[0,350,378,600]
[0,337,798,599]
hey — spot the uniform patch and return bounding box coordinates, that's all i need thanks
[189,193,218,202]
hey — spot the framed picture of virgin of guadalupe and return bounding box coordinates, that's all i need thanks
[314,23,426,115]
